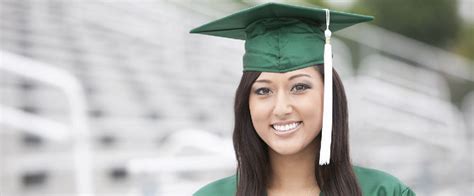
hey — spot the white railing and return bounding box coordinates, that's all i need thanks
[0,51,94,196]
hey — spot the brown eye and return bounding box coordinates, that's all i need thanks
[291,83,311,93]
[255,87,272,95]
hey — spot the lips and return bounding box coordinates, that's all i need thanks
[271,121,302,132]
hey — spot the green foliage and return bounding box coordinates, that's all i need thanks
[350,0,461,49]
[455,23,474,60]
[303,0,330,8]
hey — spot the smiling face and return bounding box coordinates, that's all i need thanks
[249,66,324,156]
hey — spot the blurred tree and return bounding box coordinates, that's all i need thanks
[349,0,461,49]
[303,0,330,8]
[455,24,474,60]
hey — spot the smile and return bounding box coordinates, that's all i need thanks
[271,121,302,134]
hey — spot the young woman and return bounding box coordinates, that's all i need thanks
[190,3,415,196]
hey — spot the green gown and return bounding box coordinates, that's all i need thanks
[193,166,416,196]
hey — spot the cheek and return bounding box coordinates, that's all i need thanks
[297,92,323,129]
[249,98,272,134]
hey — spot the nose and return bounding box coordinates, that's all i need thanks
[272,91,293,118]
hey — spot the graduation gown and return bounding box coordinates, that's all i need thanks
[193,166,416,196]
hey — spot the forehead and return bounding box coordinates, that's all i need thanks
[256,66,321,80]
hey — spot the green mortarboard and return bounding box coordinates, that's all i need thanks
[190,2,373,72]
[190,2,373,165]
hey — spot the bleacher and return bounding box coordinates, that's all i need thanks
[1,0,472,196]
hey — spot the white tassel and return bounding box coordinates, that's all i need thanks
[319,9,333,166]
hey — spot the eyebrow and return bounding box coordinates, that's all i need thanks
[288,74,312,81]
[254,79,272,83]
[254,74,312,83]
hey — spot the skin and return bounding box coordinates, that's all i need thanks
[249,66,324,196]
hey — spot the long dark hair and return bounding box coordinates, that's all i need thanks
[232,65,362,196]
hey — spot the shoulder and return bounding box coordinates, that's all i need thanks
[353,166,401,183]
[353,166,416,196]
[193,175,237,196]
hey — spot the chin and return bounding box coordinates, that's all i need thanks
[269,144,304,155]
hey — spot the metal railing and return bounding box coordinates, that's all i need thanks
[0,51,94,196]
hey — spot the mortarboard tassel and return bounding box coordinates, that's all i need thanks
[319,9,333,165]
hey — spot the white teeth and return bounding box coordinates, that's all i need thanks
[272,122,300,132]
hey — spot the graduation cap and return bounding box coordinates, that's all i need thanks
[190,2,373,165]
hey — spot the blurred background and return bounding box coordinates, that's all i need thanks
[0,0,472,195]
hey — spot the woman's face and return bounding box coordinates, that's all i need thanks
[249,66,324,155]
